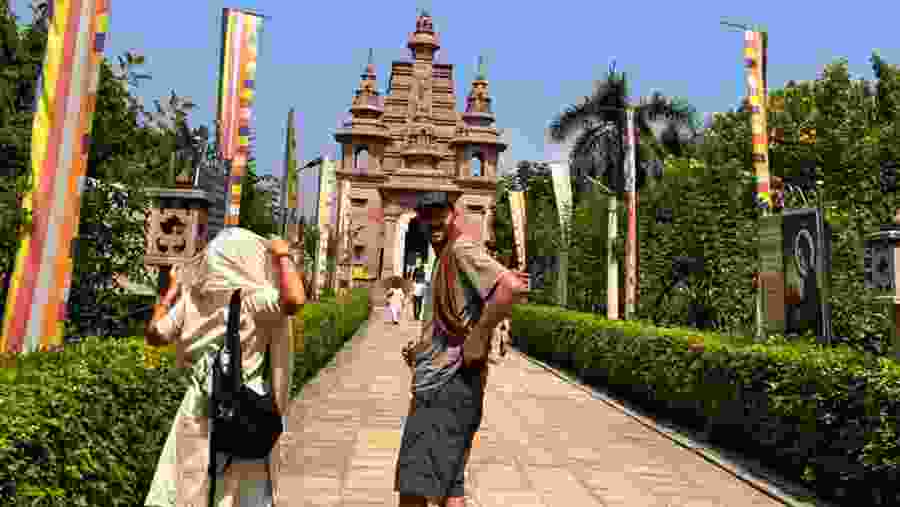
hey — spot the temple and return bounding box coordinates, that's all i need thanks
[333,10,506,285]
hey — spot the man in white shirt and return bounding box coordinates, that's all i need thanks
[412,272,426,321]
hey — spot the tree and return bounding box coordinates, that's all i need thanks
[547,63,697,318]
[494,161,561,305]
[547,63,698,201]
[637,55,899,354]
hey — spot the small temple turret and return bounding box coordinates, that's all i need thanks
[407,8,440,62]
[334,48,391,174]
[451,56,507,180]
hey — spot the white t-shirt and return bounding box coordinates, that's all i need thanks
[413,282,426,297]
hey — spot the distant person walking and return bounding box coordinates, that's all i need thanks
[412,270,426,321]
[387,286,406,324]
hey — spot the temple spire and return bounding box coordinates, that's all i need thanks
[408,8,440,60]
[363,48,376,77]
[475,55,487,81]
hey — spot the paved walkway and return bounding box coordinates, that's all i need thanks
[276,310,784,506]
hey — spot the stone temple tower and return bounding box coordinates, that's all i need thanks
[333,10,507,287]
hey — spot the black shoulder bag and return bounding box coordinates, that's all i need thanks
[208,289,284,507]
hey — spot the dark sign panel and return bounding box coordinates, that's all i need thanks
[782,208,833,343]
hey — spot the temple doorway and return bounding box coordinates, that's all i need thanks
[403,217,429,279]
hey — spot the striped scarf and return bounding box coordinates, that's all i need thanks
[431,225,471,340]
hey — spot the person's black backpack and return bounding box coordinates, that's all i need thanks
[208,289,284,507]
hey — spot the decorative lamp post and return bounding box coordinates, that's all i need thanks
[144,161,211,297]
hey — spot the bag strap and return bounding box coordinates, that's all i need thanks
[226,289,242,392]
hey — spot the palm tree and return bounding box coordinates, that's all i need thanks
[547,62,697,319]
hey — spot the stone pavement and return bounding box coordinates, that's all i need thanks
[276,309,784,506]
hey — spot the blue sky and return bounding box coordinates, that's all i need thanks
[11,0,900,177]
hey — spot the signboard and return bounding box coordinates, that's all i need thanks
[782,208,833,343]
[759,214,785,332]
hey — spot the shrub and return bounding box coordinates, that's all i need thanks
[0,288,370,505]
[290,288,370,398]
[512,304,899,506]
[0,336,187,506]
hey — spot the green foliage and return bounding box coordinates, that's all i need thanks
[494,55,900,356]
[512,304,900,505]
[637,57,899,352]
[0,289,370,505]
[636,154,758,333]
[494,162,561,304]
[546,66,698,200]
[0,1,40,279]
[0,336,188,506]
[289,288,370,398]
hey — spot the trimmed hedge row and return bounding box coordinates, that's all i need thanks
[0,288,370,506]
[511,304,899,507]
[289,289,371,399]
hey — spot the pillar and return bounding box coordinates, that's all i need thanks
[382,215,399,279]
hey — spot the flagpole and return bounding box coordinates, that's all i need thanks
[623,106,638,319]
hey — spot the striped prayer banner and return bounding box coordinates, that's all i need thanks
[508,189,527,270]
[0,0,110,355]
[744,30,771,208]
[216,8,264,227]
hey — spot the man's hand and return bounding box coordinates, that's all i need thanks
[401,339,417,367]
[161,264,180,305]
[268,238,291,258]
[512,271,531,298]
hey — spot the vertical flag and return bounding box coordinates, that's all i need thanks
[336,178,352,292]
[508,183,527,271]
[282,108,297,236]
[315,157,337,296]
[623,108,638,319]
[216,8,264,227]
[745,30,771,209]
[550,160,572,306]
[1,0,111,354]
[746,30,784,336]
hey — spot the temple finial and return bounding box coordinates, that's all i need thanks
[475,55,487,80]
[367,48,374,66]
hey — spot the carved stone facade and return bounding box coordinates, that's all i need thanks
[333,11,506,282]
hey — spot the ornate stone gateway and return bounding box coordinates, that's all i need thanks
[332,11,506,288]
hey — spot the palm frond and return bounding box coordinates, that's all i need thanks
[548,72,628,143]
[569,124,620,189]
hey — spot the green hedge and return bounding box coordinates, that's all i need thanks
[0,288,370,506]
[512,304,899,506]
[289,289,371,399]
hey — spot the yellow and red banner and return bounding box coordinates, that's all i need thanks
[217,8,264,226]
[745,30,771,209]
[508,189,527,270]
[1,0,110,354]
